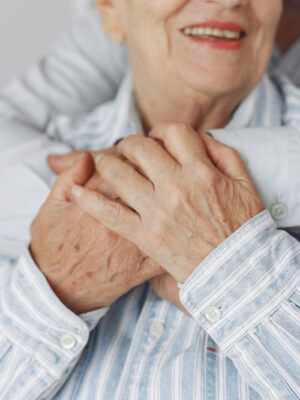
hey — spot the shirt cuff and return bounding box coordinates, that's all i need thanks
[180,210,300,352]
[0,247,107,377]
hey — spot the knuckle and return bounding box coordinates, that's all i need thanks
[115,164,135,187]
[98,154,118,177]
[131,137,155,157]
[165,122,192,137]
[225,146,240,159]
[103,202,121,225]
[150,122,192,141]
[149,123,167,139]
[118,135,136,152]
[167,122,190,132]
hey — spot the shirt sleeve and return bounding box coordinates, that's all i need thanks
[0,248,108,399]
[0,6,126,133]
[180,210,300,400]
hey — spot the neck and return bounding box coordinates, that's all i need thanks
[276,2,300,53]
[133,71,240,135]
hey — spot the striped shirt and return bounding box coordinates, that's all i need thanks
[0,67,299,399]
[270,41,300,88]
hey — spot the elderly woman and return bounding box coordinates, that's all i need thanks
[0,0,299,399]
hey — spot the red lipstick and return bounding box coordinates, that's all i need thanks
[182,20,246,50]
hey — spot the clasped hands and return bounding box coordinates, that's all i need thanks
[30,123,264,315]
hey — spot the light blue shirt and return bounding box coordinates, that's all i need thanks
[0,66,299,399]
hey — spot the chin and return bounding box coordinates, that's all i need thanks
[179,63,252,100]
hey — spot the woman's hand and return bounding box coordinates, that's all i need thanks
[48,147,189,314]
[72,123,265,283]
[30,152,163,314]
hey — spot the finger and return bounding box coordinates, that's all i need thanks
[95,153,154,212]
[49,153,94,202]
[72,185,141,239]
[117,135,179,184]
[47,147,117,174]
[201,133,251,180]
[149,123,211,166]
[47,152,87,174]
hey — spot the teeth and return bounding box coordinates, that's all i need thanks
[183,27,242,39]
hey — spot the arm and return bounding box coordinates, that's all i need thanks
[180,211,300,400]
[0,6,126,153]
[0,253,95,399]
[0,6,127,259]
[179,77,300,399]
[0,151,162,399]
[72,124,300,400]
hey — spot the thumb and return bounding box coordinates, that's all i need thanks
[49,152,94,202]
[201,132,251,181]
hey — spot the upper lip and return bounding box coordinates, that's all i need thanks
[182,20,247,34]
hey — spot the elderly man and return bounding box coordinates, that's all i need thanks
[3,2,297,398]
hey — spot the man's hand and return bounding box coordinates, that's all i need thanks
[30,152,163,314]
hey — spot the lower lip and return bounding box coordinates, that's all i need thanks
[185,35,244,50]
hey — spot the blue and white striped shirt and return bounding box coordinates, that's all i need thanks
[0,66,299,399]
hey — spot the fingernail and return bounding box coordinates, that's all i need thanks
[72,185,84,198]
[95,154,105,164]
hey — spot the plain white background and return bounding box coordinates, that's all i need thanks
[0,0,90,88]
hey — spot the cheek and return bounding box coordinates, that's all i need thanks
[125,1,182,68]
[253,0,282,37]
[246,0,282,77]
[139,0,188,16]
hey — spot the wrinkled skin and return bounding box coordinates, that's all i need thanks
[30,151,164,314]
[47,149,190,315]
[72,123,265,284]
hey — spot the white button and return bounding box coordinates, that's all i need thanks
[60,334,77,349]
[149,321,164,338]
[270,203,288,220]
[205,306,222,322]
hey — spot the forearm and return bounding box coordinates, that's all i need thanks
[0,251,88,399]
[180,211,300,399]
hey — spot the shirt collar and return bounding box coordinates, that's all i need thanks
[110,70,282,142]
[269,39,300,87]
[47,66,284,150]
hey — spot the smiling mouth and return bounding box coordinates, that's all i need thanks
[182,26,246,41]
